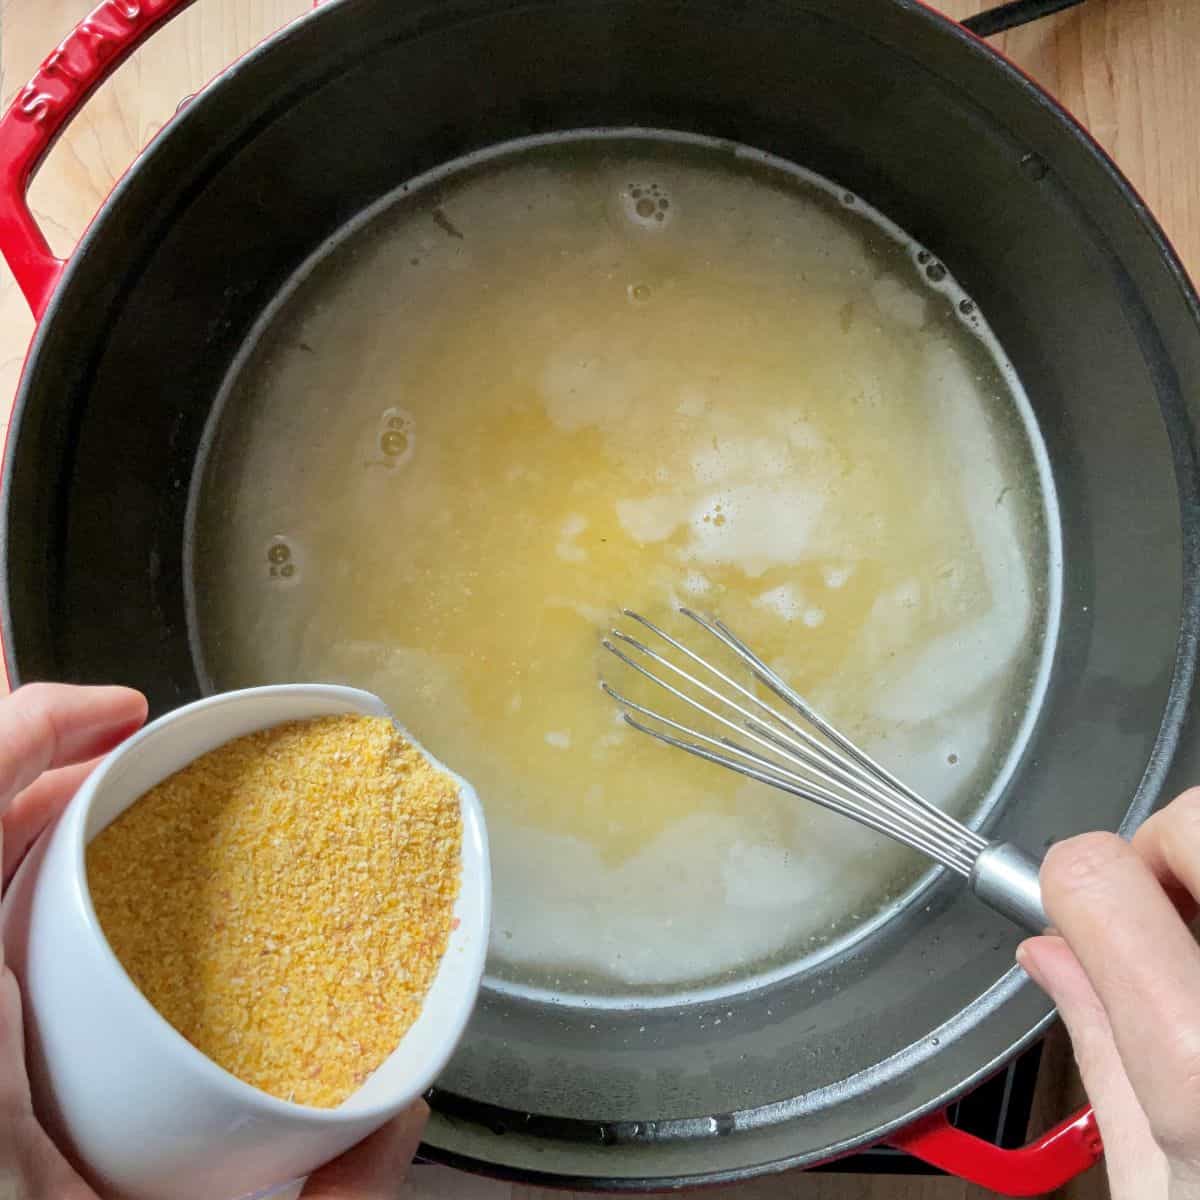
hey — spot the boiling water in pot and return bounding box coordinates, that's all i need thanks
[188,135,1057,1005]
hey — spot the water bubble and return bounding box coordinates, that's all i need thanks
[958,298,976,316]
[925,262,947,283]
[1020,152,1048,182]
[613,180,675,234]
[375,407,415,467]
[627,282,652,304]
[947,752,959,766]
[266,537,301,586]
[916,249,931,265]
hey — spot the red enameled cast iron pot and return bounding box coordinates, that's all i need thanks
[1,0,1198,1193]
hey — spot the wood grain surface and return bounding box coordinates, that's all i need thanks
[4,1,1197,1195]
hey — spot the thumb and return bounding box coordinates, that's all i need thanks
[1018,936,1168,1200]
[300,1101,428,1199]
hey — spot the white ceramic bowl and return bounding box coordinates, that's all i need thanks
[0,684,490,1200]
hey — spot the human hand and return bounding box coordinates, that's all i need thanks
[0,683,428,1200]
[1019,789,1200,1200]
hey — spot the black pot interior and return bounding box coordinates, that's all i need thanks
[4,0,1199,1186]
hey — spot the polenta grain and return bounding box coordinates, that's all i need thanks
[86,715,462,1108]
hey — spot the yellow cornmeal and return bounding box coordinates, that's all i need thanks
[86,715,462,1108]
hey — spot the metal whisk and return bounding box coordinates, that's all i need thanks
[601,608,1048,934]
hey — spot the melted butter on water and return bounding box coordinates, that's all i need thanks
[190,138,1053,1001]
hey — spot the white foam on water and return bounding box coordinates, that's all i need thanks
[871,275,928,329]
[487,805,898,988]
[684,483,829,575]
[754,583,804,622]
[555,513,588,562]
[822,563,854,589]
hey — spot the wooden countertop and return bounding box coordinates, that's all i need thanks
[3,1,1197,1196]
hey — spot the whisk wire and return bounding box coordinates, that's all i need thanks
[601,606,1051,934]
[605,627,911,812]
[610,610,986,860]
[610,697,979,875]
[676,608,987,856]
[605,683,979,875]
[619,611,867,782]
[614,612,916,811]
[602,609,988,877]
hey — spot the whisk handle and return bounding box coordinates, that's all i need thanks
[970,842,1048,934]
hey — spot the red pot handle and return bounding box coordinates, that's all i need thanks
[886,1103,1102,1195]
[0,0,203,319]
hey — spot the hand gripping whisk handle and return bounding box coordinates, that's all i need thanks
[969,843,1048,934]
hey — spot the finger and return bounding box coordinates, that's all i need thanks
[0,1109,99,1200]
[0,685,146,815]
[1018,936,1168,1200]
[1041,832,1200,1160]
[3,759,101,887]
[300,1102,428,1199]
[1132,788,1200,920]
[0,967,31,1115]
[1,969,99,1199]
[0,890,102,1200]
